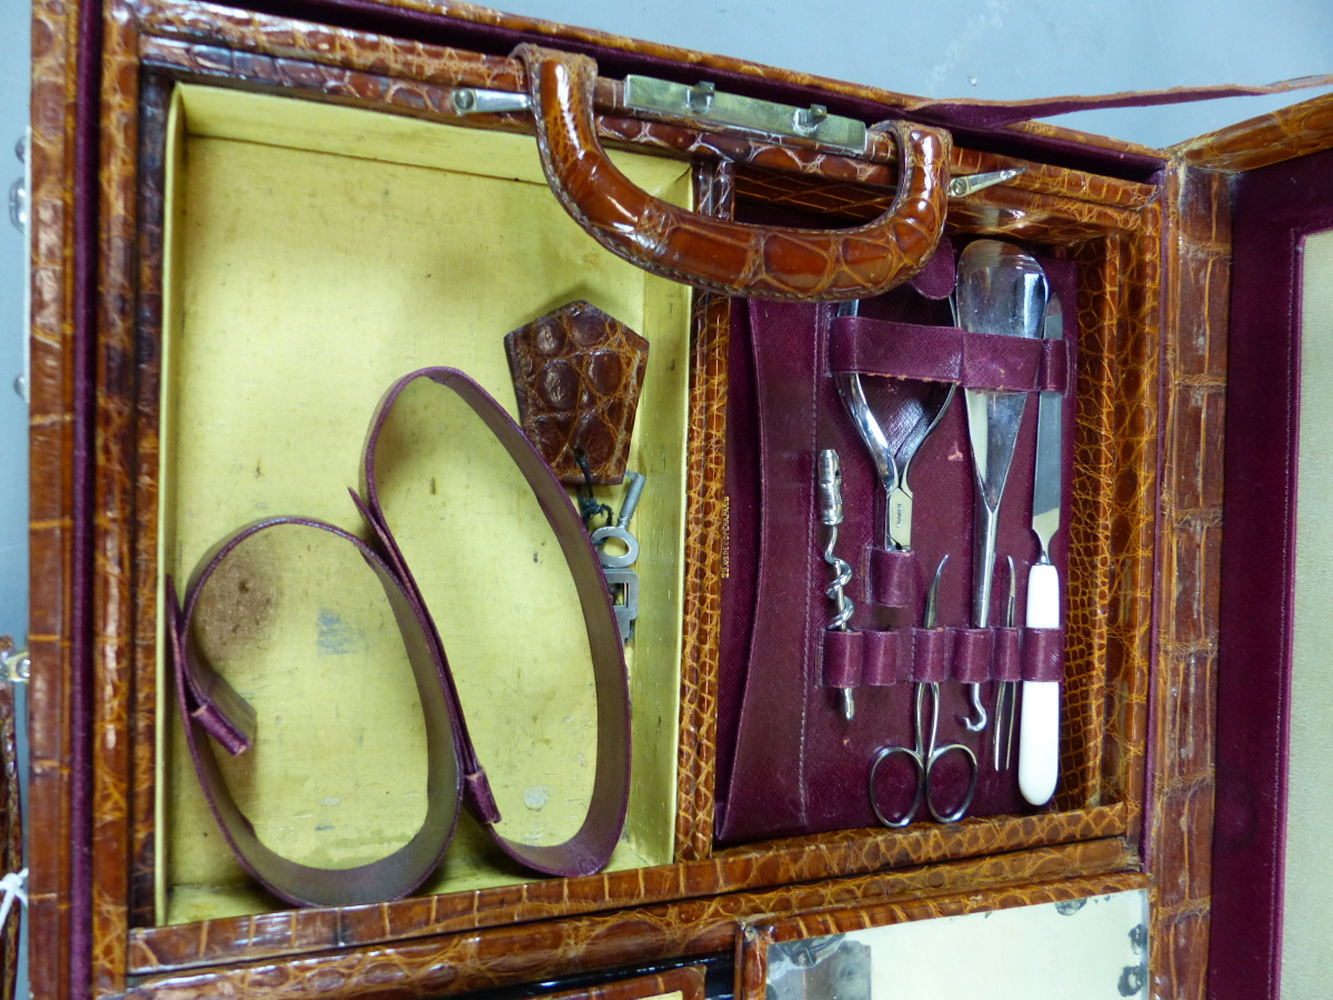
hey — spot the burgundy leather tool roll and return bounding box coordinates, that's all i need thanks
[171,368,632,906]
[716,247,1078,843]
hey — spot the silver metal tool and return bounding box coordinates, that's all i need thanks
[991,556,1018,771]
[591,470,647,643]
[867,557,979,826]
[818,449,856,721]
[955,240,1049,732]
[835,300,955,552]
[1019,291,1065,806]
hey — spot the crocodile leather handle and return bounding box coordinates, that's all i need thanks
[515,44,952,301]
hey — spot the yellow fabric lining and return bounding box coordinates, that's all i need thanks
[157,85,692,923]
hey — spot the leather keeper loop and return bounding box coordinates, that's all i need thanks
[1022,627,1067,682]
[830,316,1071,394]
[991,627,1023,682]
[911,627,952,683]
[951,628,994,683]
[866,546,914,608]
[823,629,865,688]
[862,629,909,686]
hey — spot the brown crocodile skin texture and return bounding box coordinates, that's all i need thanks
[126,839,1135,990]
[28,2,81,999]
[128,73,171,931]
[504,302,649,486]
[546,967,705,1000]
[127,805,1128,974]
[134,0,527,91]
[114,5,1141,970]
[1112,223,1163,825]
[674,162,731,863]
[515,44,951,302]
[36,1,1252,996]
[1173,91,1333,173]
[733,165,1145,246]
[1143,166,1230,1000]
[91,2,144,994]
[137,0,1157,218]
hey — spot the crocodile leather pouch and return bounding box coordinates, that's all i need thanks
[504,300,650,485]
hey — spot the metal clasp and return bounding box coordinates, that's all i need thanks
[2,648,28,684]
[7,136,25,233]
[948,166,1026,199]
[624,75,867,153]
[450,88,532,116]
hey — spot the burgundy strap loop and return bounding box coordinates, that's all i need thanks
[866,546,914,608]
[823,630,865,688]
[862,629,908,686]
[1022,627,1067,682]
[951,629,993,683]
[830,316,1070,394]
[1040,338,1069,393]
[991,627,1023,682]
[837,625,1066,687]
[911,627,952,683]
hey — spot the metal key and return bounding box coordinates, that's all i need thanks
[591,471,646,642]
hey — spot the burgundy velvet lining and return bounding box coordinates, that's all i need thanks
[717,249,1078,843]
[1211,145,1333,1000]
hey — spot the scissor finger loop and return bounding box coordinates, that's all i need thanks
[869,682,978,828]
[868,743,927,829]
[924,740,980,823]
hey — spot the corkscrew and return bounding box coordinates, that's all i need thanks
[819,449,856,721]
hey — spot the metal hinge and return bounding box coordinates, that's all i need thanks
[12,133,29,404]
[2,648,28,684]
[623,75,867,154]
[7,136,24,234]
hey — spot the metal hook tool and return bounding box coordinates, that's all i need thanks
[954,241,1049,732]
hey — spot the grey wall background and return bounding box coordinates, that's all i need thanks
[2,0,32,647]
[495,0,1333,149]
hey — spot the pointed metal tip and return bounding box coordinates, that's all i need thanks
[924,555,949,629]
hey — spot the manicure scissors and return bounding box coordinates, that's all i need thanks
[868,558,980,826]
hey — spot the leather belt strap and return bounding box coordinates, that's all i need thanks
[171,367,631,907]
